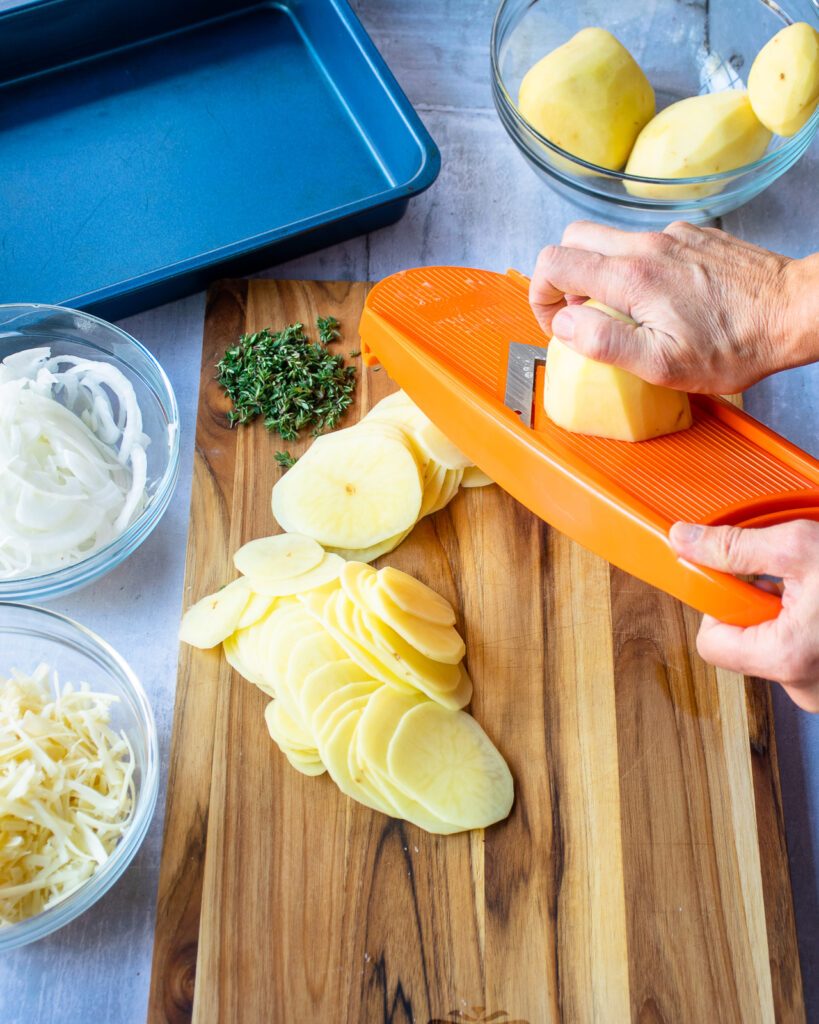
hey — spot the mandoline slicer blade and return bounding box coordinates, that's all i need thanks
[359,266,819,627]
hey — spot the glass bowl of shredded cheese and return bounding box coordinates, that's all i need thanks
[0,304,180,601]
[0,603,158,949]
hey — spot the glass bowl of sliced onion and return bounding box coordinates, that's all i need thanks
[0,603,158,949]
[0,304,180,601]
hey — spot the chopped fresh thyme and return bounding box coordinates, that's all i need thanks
[349,350,361,358]
[316,315,341,345]
[216,317,355,441]
[274,450,298,469]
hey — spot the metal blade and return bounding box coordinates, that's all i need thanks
[504,343,547,428]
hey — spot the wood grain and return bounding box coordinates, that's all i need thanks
[150,279,804,1024]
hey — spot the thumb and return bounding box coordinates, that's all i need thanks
[669,522,793,578]
[550,304,672,385]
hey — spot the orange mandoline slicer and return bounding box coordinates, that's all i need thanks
[358,266,819,628]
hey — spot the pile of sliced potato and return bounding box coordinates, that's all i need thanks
[179,534,513,833]
[271,391,493,562]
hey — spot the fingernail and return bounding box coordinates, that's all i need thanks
[551,309,574,340]
[672,522,704,545]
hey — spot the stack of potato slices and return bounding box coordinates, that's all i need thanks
[180,535,513,834]
[271,391,492,562]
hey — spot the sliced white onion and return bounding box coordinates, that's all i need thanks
[0,347,150,580]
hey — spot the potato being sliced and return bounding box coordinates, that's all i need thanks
[247,552,345,597]
[461,466,493,488]
[387,702,513,829]
[360,576,465,665]
[321,709,393,814]
[325,529,411,565]
[356,687,461,834]
[179,577,253,648]
[300,659,373,722]
[234,533,324,582]
[271,430,423,548]
[378,566,456,626]
[236,591,278,630]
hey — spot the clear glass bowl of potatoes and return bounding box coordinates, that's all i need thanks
[491,0,819,225]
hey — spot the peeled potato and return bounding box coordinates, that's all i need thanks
[272,429,422,548]
[360,577,465,665]
[179,577,253,649]
[378,566,456,627]
[418,463,449,518]
[461,466,493,488]
[387,702,514,829]
[246,552,345,597]
[234,533,324,582]
[428,469,464,515]
[264,700,316,754]
[748,22,819,137]
[415,421,472,471]
[223,626,272,691]
[300,659,371,723]
[313,684,379,747]
[339,560,376,608]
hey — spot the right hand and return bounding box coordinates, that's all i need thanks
[530,220,809,394]
[670,519,819,712]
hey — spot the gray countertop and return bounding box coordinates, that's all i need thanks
[1,1,818,1021]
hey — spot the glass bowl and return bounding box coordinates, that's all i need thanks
[0,304,180,601]
[491,0,819,225]
[0,603,159,951]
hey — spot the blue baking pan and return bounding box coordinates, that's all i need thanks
[0,0,440,320]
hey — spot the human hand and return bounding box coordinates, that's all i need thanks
[530,220,811,394]
[669,519,819,712]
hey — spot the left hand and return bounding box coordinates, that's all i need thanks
[669,519,819,712]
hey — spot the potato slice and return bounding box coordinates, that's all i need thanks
[314,685,379,747]
[428,468,464,515]
[179,577,253,648]
[285,630,347,713]
[264,700,316,754]
[264,606,323,704]
[387,702,514,829]
[300,659,372,723]
[284,753,327,777]
[461,466,493,488]
[339,560,376,609]
[233,533,324,582]
[377,566,456,626]
[414,421,472,471]
[236,591,278,630]
[247,552,345,597]
[223,628,272,691]
[356,687,461,834]
[302,590,416,695]
[418,462,448,519]
[347,717,402,816]
[271,430,422,548]
[360,576,464,665]
[325,529,411,565]
[321,708,393,814]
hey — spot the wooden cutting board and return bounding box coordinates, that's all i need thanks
[148,278,805,1024]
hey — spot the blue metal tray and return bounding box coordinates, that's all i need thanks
[0,0,440,320]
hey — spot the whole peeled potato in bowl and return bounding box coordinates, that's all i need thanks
[517,27,655,171]
[748,21,819,137]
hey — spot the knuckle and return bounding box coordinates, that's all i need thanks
[719,525,746,563]
[536,244,561,270]
[561,220,590,244]
[622,256,653,291]
[581,315,612,361]
[663,219,698,239]
[785,518,819,552]
[644,230,672,253]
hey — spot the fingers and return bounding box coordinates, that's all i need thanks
[562,220,670,257]
[529,244,635,334]
[695,615,784,680]
[668,521,816,578]
[550,303,675,384]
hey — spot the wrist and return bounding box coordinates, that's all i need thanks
[779,254,819,371]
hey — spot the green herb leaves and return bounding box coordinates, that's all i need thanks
[217,317,356,441]
[274,450,298,469]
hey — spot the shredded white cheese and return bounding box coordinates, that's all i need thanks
[0,348,150,580]
[0,664,135,925]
